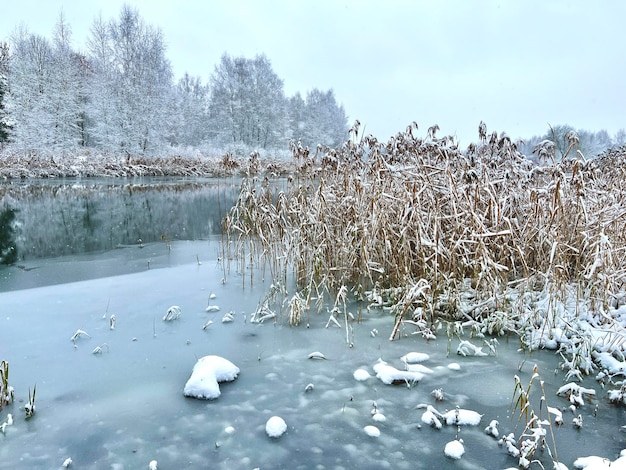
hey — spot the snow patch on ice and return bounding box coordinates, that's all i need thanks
[353,368,371,381]
[373,358,424,385]
[444,439,464,459]
[363,425,380,437]
[265,416,287,438]
[183,355,240,400]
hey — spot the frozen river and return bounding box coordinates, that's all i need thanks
[0,178,624,469]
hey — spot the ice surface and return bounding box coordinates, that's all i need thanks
[0,239,623,469]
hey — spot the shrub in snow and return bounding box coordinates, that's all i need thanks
[183,355,240,400]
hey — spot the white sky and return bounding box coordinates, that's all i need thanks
[1,0,624,145]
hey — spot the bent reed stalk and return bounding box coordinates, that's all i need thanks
[224,122,626,346]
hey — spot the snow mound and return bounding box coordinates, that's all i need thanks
[574,451,626,468]
[353,368,371,381]
[405,363,433,374]
[372,412,386,422]
[442,408,482,426]
[444,439,465,459]
[401,352,430,364]
[364,425,380,437]
[183,355,240,400]
[457,340,487,356]
[420,406,442,429]
[265,416,287,438]
[594,351,626,375]
[373,359,424,385]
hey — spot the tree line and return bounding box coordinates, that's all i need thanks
[0,5,349,157]
[517,124,625,163]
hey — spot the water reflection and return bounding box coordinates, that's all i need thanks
[0,177,241,261]
[0,206,18,264]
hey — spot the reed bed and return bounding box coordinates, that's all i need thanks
[224,123,626,357]
[0,151,294,179]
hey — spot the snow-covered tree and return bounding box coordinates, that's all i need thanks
[48,13,86,152]
[5,27,56,154]
[521,124,615,162]
[86,5,173,155]
[169,73,210,147]
[1,6,352,156]
[286,92,306,142]
[614,129,626,147]
[4,16,86,155]
[0,42,10,144]
[208,53,286,149]
[290,88,348,149]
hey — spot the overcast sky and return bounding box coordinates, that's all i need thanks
[1,0,624,145]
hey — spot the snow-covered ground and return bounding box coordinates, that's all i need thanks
[0,240,625,469]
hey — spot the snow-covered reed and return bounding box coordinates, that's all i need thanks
[224,122,626,379]
[0,149,295,179]
[0,360,14,410]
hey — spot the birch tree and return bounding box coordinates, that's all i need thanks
[289,88,348,149]
[5,16,86,155]
[86,5,172,155]
[6,27,55,154]
[170,73,209,147]
[48,13,86,151]
[208,53,286,149]
[0,42,9,144]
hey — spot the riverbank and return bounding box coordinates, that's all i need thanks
[0,151,293,179]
